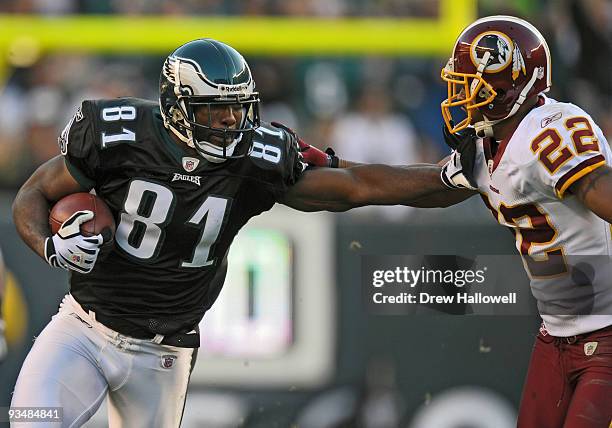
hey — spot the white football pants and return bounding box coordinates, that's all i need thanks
[11,294,195,428]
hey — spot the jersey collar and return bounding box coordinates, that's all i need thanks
[485,95,547,175]
[153,107,189,164]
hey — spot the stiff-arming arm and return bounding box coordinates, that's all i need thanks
[280,120,478,212]
[280,163,476,212]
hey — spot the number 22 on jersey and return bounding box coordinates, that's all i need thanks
[115,180,229,268]
[481,196,567,279]
[530,116,599,174]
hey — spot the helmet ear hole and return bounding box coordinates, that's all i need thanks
[170,105,183,120]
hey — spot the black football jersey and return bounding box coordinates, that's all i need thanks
[59,97,305,337]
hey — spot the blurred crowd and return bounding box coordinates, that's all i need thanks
[0,0,610,221]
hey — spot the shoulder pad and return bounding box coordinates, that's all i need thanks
[82,98,156,150]
[237,122,304,190]
[248,122,299,165]
[252,122,291,146]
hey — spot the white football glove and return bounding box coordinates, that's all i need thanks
[440,122,478,190]
[441,150,478,190]
[44,210,103,274]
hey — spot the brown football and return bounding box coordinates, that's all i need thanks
[49,193,116,241]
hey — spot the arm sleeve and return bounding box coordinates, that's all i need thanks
[58,101,99,189]
[270,128,307,200]
[282,130,307,186]
[242,124,307,209]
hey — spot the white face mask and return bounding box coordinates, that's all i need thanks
[194,133,243,163]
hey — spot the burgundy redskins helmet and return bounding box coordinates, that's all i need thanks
[441,16,551,136]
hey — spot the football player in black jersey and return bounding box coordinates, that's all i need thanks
[11,39,460,427]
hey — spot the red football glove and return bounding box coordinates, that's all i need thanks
[271,122,339,168]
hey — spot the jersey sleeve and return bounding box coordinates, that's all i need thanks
[522,113,607,199]
[275,126,307,197]
[58,100,99,189]
[250,123,307,200]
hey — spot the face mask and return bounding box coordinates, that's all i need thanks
[194,134,242,163]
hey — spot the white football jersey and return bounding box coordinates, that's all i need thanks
[474,96,612,336]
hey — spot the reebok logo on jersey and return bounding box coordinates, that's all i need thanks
[172,173,201,186]
[541,112,562,128]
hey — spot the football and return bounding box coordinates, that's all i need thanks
[49,193,116,241]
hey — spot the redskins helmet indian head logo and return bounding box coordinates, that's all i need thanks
[470,31,514,73]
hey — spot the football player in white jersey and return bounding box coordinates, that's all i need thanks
[299,15,612,428]
[436,16,612,427]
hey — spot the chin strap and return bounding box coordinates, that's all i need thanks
[470,52,490,93]
[473,119,496,138]
[469,51,495,137]
[473,67,540,137]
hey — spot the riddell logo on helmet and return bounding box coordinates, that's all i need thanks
[218,84,248,94]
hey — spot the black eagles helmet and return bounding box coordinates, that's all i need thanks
[159,39,260,162]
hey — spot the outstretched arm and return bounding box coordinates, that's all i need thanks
[280,163,476,212]
[275,121,477,211]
